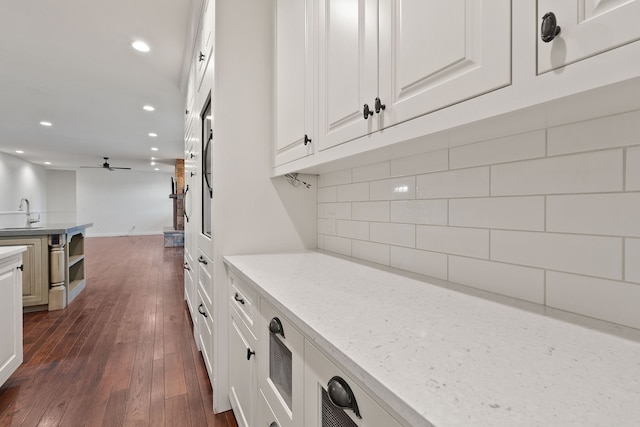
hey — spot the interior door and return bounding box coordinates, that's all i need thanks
[378,0,511,128]
[537,0,640,73]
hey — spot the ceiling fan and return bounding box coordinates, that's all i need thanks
[80,157,131,171]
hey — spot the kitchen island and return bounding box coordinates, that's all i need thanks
[0,223,92,311]
[224,251,640,427]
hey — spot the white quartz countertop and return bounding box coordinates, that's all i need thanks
[224,251,640,427]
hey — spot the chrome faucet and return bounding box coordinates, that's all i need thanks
[18,198,40,228]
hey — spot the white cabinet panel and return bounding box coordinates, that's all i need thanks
[537,0,640,73]
[0,253,23,387]
[229,312,257,427]
[378,0,511,128]
[275,0,315,165]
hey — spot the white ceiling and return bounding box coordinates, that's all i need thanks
[0,0,193,173]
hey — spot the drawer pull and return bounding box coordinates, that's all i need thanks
[234,292,245,305]
[198,303,208,318]
[268,317,285,338]
[269,422,278,427]
[246,348,255,360]
[198,256,208,265]
[362,103,373,120]
[541,12,561,43]
[327,376,362,419]
[183,262,191,271]
[17,264,24,271]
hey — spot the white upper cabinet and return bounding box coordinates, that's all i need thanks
[318,0,511,151]
[318,0,379,151]
[537,0,640,73]
[196,0,215,92]
[275,0,315,166]
[378,0,511,128]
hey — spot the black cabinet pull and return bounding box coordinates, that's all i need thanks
[363,104,373,120]
[541,12,561,43]
[234,292,245,305]
[190,172,195,177]
[304,134,312,146]
[374,97,386,114]
[198,303,208,317]
[185,109,189,115]
[198,256,208,265]
[199,51,206,62]
[246,348,255,360]
[183,263,191,271]
[17,264,24,271]
[269,317,285,338]
[327,376,362,419]
[269,422,278,427]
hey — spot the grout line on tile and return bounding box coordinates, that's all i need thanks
[623,148,627,191]
[543,270,547,306]
[622,238,626,282]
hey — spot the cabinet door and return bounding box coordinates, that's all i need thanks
[275,0,315,166]
[0,237,47,307]
[304,341,404,427]
[318,0,379,151]
[196,0,215,92]
[537,0,640,73]
[229,313,257,427]
[196,287,213,378]
[0,257,23,387]
[378,0,511,128]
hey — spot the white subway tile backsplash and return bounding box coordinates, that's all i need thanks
[626,239,640,284]
[417,167,490,199]
[390,247,447,280]
[390,200,448,225]
[336,220,370,240]
[449,256,544,304]
[627,146,640,191]
[318,203,351,220]
[450,197,544,231]
[390,149,448,177]
[353,162,390,183]
[449,130,545,169]
[370,176,416,201]
[547,193,640,237]
[318,169,351,187]
[417,226,489,259]
[318,186,337,203]
[352,201,389,222]
[323,235,352,256]
[491,231,622,280]
[370,223,415,248]
[548,111,640,155]
[546,272,640,329]
[318,218,334,235]
[337,182,369,202]
[491,150,623,196]
[352,240,389,265]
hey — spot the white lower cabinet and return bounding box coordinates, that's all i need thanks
[0,250,24,387]
[258,300,304,427]
[304,341,403,427]
[229,308,257,427]
[184,255,196,322]
[258,388,282,427]
[196,251,214,377]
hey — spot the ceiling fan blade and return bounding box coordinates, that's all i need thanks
[110,167,131,170]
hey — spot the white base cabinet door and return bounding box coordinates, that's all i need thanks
[304,341,403,427]
[0,253,24,387]
[537,0,640,73]
[229,310,257,427]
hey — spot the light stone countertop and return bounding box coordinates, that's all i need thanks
[0,222,93,238]
[224,251,640,427]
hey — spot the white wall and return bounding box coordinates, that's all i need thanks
[317,108,640,330]
[0,152,48,228]
[76,168,173,237]
[46,169,77,223]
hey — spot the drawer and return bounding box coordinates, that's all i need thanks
[259,388,282,427]
[197,251,213,309]
[229,271,257,334]
[304,341,404,427]
[259,300,304,427]
[197,287,214,379]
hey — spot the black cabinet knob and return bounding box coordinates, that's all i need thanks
[234,292,245,305]
[199,51,206,62]
[246,348,255,360]
[363,104,373,120]
[269,422,278,427]
[304,134,312,146]
[17,264,24,271]
[269,317,285,338]
[374,97,386,114]
[198,256,208,265]
[541,12,561,43]
[183,263,191,271]
[327,376,362,419]
[198,303,208,317]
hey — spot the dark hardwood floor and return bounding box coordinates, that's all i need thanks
[0,235,237,427]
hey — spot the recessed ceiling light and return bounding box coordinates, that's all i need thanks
[148,132,157,137]
[44,162,51,165]
[154,168,160,171]
[151,157,156,160]
[151,147,159,151]
[15,150,24,154]
[150,162,156,166]
[40,121,52,126]
[131,40,150,52]
[143,105,155,111]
